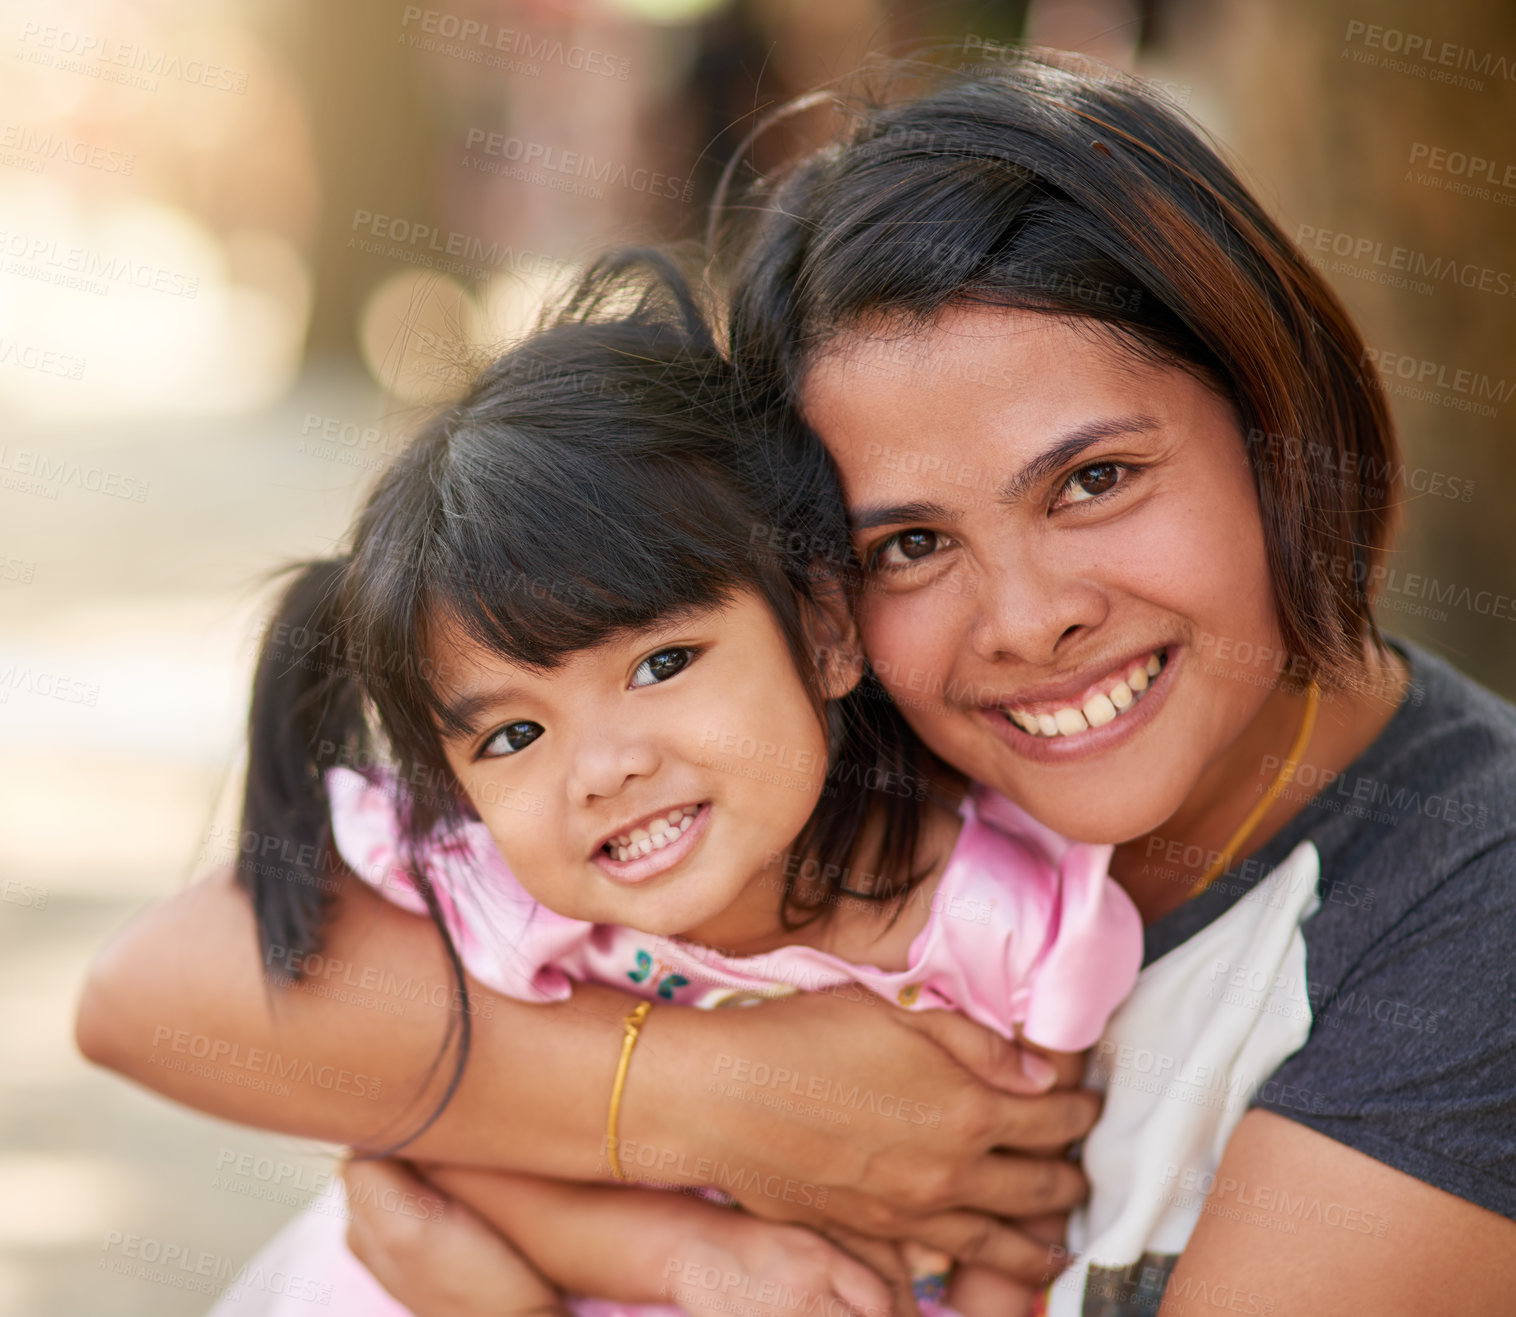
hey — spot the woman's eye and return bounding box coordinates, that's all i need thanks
[1059,462,1126,505]
[872,529,944,570]
[481,721,543,758]
[630,647,695,688]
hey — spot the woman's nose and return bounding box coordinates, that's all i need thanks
[967,548,1109,666]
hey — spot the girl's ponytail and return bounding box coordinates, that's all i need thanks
[238,559,362,985]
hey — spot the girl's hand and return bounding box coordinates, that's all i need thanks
[662,1214,900,1317]
[343,1159,564,1317]
[636,989,1095,1287]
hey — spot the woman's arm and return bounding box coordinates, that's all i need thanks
[1160,1111,1516,1315]
[76,865,1095,1281]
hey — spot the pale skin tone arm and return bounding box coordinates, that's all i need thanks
[75,862,1094,1281]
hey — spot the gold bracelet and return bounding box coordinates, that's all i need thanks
[606,1000,653,1181]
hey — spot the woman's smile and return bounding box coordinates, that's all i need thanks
[979,646,1179,763]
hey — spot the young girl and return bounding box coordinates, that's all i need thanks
[213,254,1144,1317]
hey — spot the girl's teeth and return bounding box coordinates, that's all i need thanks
[1004,652,1166,738]
[605,805,701,862]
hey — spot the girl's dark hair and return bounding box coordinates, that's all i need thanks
[717,49,1400,687]
[237,250,926,1150]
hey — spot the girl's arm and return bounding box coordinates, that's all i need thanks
[414,1162,900,1317]
[76,864,1093,1283]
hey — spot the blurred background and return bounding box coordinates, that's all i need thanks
[2,0,1512,1311]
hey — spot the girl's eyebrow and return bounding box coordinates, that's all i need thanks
[441,684,528,739]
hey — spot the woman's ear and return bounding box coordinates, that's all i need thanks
[803,571,865,700]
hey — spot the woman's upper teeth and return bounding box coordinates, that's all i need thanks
[606,805,700,861]
[1004,653,1163,737]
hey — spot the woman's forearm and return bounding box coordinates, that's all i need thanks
[77,863,1097,1281]
[75,866,656,1177]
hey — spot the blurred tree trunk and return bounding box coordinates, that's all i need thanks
[280,0,437,359]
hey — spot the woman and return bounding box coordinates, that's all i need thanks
[78,51,1516,1314]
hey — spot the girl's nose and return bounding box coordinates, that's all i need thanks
[567,732,661,803]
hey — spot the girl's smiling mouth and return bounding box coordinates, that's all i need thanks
[593,802,712,884]
[980,647,1179,762]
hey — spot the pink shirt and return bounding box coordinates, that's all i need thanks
[328,767,1142,1052]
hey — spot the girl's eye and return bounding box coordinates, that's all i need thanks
[872,529,945,570]
[630,647,695,688]
[481,721,543,758]
[1058,462,1126,505]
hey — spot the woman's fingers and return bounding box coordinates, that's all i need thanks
[957,1147,1088,1217]
[900,1007,1060,1095]
[907,1210,1070,1288]
[982,1086,1103,1157]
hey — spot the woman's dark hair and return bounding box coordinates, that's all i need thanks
[717,49,1400,688]
[236,250,926,1150]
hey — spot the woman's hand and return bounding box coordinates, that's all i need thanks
[631,990,1097,1287]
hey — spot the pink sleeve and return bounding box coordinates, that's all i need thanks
[324,767,598,1003]
[918,790,1142,1052]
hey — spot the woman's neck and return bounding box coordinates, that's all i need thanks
[1110,644,1409,924]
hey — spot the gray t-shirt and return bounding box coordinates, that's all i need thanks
[1145,638,1516,1217]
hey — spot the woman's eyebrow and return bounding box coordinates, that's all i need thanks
[850,498,956,532]
[997,414,1163,505]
